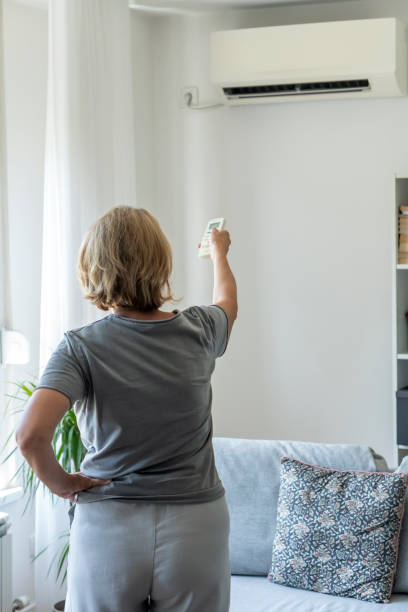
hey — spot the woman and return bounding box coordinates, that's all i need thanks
[16,206,237,612]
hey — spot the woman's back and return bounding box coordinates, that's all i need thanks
[36,304,229,504]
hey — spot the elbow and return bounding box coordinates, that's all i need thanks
[16,429,46,454]
[15,430,32,454]
[15,424,30,450]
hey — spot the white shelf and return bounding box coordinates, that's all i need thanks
[393,176,408,466]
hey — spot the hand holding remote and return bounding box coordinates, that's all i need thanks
[198,218,226,258]
[209,227,231,262]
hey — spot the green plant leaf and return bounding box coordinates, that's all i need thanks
[3,377,87,585]
[20,383,34,396]
[56,541,69,582]
[0,446,18,465]
[46,548,61,578]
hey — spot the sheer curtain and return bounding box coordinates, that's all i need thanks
[35,0,137,607]
[0,0,14,489]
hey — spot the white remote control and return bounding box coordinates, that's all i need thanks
[198,218,226,258]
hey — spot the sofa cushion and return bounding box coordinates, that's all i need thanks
[230,575,408,611]
[268,457,408,603]
[212,437,388,576]
[394,455,408,592]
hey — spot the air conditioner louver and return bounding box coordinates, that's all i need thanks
[210,18,407,105]
[223,79,371,99]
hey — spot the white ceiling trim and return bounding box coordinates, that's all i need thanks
[129,0,354,13]
[9,0,355,14]
[129,2,200,15]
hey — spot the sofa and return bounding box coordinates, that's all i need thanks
[212,437,408,611]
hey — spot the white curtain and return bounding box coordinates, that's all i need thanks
[0,0,14,489]
[36,0,137,608]
[0,0,9,333]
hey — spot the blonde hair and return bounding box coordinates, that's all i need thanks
[77,206,178,312]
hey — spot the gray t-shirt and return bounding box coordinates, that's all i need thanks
[34,305,229,506]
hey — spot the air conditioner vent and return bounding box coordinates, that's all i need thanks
[223,79,370,99]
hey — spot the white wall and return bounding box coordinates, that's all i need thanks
[131,11,155,213]
[150,0,408,467]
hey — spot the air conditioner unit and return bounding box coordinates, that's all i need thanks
[210,18,408,105]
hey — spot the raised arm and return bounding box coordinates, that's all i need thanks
[210,227,238,340]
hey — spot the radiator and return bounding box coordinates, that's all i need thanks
[0,531,12,612]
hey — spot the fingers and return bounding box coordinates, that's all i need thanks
[75,471,111,486]
[79,475,112,491]
[67,473,112,502]
[89,477,112,487]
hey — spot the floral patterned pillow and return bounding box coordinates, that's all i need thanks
[268,457,408,603]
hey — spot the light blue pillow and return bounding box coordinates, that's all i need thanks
[268,457,408,604]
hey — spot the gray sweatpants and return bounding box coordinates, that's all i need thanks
[65,495,231,612]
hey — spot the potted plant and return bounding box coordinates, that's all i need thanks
[1,380,86,611]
